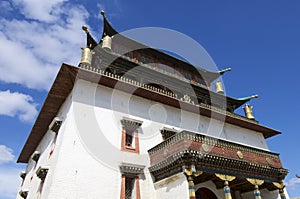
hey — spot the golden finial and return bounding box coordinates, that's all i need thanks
[101,10,105,17]
[82,25,89,34]
[243,104,255,120]
[251,94,259,99]
[215,81,224,94]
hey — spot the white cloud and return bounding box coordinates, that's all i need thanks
[285,177,300,190]
[0,1,13,11]
[0,1,89,90]
[0,145,15,164]
[0,90,38,122]
[11,0,67,23]
[0,166,22,199]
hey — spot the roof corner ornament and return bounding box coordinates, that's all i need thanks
[82,25,89,34]
[101,10,106,18]
[101,35,112,51]
[219,67,232,75]
[80,46,93,66]
[80,25,93,67]
[243,104,255,120]
[215,81,224,94]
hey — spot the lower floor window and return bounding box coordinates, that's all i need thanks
[125,176,135,199]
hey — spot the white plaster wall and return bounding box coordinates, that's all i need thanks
[17,78,281,199]
[75,79,269,151]
[154,173,189,199]
[17,94,72,199]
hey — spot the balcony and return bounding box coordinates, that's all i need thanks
[148,131,288,183]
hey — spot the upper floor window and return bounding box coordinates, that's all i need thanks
[120,118,143,154]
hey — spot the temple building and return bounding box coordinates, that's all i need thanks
[17,11,289,199]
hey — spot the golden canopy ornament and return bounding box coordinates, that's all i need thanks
[215,173,236,182]
[246,178,264,186]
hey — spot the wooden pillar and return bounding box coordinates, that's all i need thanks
[273,181,286,199]
[246,178,264,199]
[254,185,262,199]
[279,188,286,199]
[215,174,236,199]
[188,176,196,199]
[183,165,202,199]
[224,180,232,199]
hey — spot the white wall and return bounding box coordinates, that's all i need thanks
[154,173,189,199]
[17,79,280,198]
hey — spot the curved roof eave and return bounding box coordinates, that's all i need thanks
[99,11,226,83]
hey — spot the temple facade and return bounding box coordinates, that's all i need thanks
[17,11,289,199]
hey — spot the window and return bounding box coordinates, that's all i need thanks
[120,118,142,154]
[125,130,134,147]
[125,176,135,199]
[119,163,145,199]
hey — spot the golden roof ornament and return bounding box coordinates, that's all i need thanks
[80,46,92,66]
[215,81,224,94]
[82,25,89,34]
[101,10,105,16]
[243,104,255,120]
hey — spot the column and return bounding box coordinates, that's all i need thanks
[246,178,264,199]
[188,176,196,199]
[273,181,286,199]
[215,174,236,199]
[279,188,286,199]
[254,185,262,199]
[224,180,232,199]
[183,165,202,199]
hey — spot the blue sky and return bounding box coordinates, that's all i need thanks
[0,0,300,198]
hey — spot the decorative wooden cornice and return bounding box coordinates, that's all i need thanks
[149,131,280,160]
[148,131,288,182]
[119,163,145,175]
[19,190,28,199]
[31,151,40,162]
[149,150,288,183]
[160,127,178,140]
[20,171,27,179]
[80,64,261,124]
[48,116,62,133]
[120,117,143,131]
[36,166,49,181]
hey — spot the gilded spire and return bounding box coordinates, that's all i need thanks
[219,67,232,75]
[82,25,89,34]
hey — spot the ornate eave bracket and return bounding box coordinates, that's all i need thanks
[160,127,178,140]
[121,117,143,131]
[36,166,49,181]
[119,163,145,176]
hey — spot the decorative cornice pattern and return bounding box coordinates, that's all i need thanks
[119,163,145,175]
[79,64,259,125]
[147,131,288,182]
[120,118,143,131]
[36,166,49,181]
